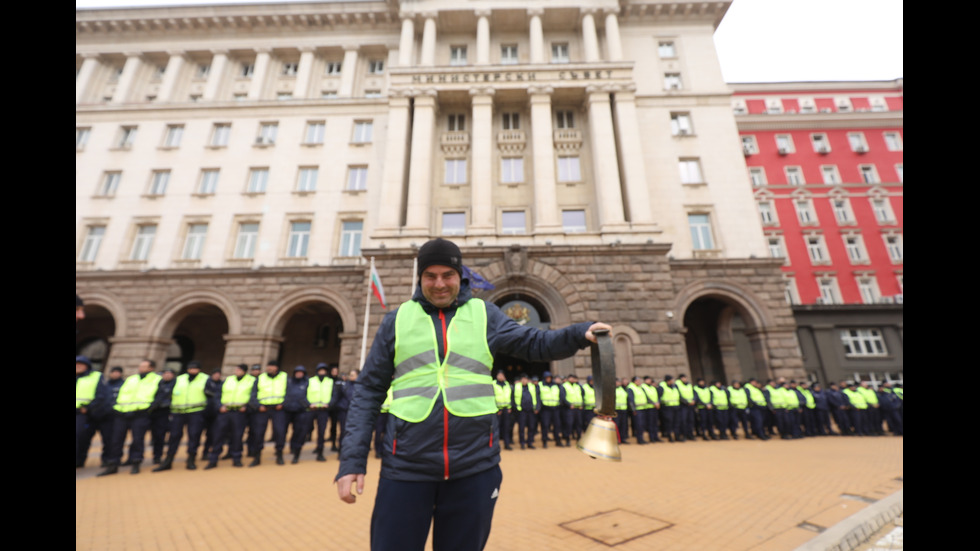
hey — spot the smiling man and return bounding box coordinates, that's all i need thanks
[335,238,610,551]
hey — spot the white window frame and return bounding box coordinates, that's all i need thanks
[247,168,269,193]
[162,125,184,148]
[688,214,715,250]
[198,169,219,195]
[884,132,903,151]
[325,61,342,75]
[444,159,468,185]
[844,234,868,263]
[195,63,210,79]
[895,164,903,183]
[848,132,868,153]
[555,110,575,129]
[442,212,466,236]
[501,210,527,235]
[741,135,758,155]
[450,45,468,66]
[502,112,520,130]
[821,166,841,185]
[872,198,895,224]
[884,234,903,262]
[557,156,581,182]
[347,166,368,191]
[118,126,137,148]
[240,62,255,78]
[364,90,383,99]
[182,223,208,260]
[281,62,299,76]
[670,112,693,136]
[811,133,831,154]
[256,122,278,146]
[368,59,384,74]
[562,209,587,233]
[500,44,518,65]
[79,226,105,262]
[840,329,888,357]
[211,123,231,147]
[664,73,682,90]
[277,92,293,101]
[448,114,466,132]
[286,221,311,258]
[234,222,259,259]
[785,166,805,186]
[338,220,363,257]
[76,127,91,150]
[775,134,794,154]
[657,41,676,58]
[500,157,524,184]
[99,171,121,196]
[799,98,816,113]
[832,198,854,224]
[765,98,783,114]
[859,165,880,184]
[297,167,319,192]
[749,167,767,187]
[678,159,704,185]
[551,43,570,64]
[857,277,880,304]
[835,97,853,112]
[796,200,818,225]
[148,170,170,196]
[758,201,777,226]
[130,224,156,261]
[818,277,841,304]
[352,121,373,143]
[305,121,326,145]
[806,234,828,263]
[767,235,784,259]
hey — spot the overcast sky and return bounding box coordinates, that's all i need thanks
[76,0,903,84]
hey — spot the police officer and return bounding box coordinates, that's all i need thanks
[493,371,514,451]
[150,368,176,465]
[201,368,224,461]
[745,379,770,440]
[878,382,903,436]
[693,378,715,440]
[764,379,789,439]
[154,361,209,471]
[512,374,539,449]
[614,378,630,444]
[335,369,358,453]
[538,371,563,448]
[798,381,818,436]
[204,363,255,469]
[244,364,264,458]
[626,376,650,444]
[94,366,126,467]
[658,375,682,442]
[249,360,289,466]
[784,381,803,439]
[582,375,596,428]
[76,355,108,468]
[857,381,883,435]
[826,382,850,435]
[710,380,735,440]
[640,376,662,442]
[810,383,833,436]
[561,374,585,444]
[727,380,751,439]
[98,360,165,476]
[675,374,696,441]
[308,363,336,462]
[841,381,869,436]
[284,365,311,464]
[327,364,343,452]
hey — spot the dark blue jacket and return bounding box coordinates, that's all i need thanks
[284,376,311,412]
[826,389,845,408]
[337,278,593,482]
[812,389,829,410]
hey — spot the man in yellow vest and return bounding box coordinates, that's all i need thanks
[493,371,514,451]
[76,355,108,468]
[512,373,540,449]
[582,375,596,428]
[658,375,682,442]
[309,363,337,461]
[205,363,255,469]
[841,381,869,436]
[334,238,610,551]
[857,381,883,435]
[641,376,662,442]
[154,361,209,471]
[675,374,696,440]
[98,359,165,476]
[249,360,289,466]
[561,373,584,444]
[626,376,650,444]
[693,378,715,441]
[727,380,750,439]
[709,380,734,440]
[745,378,771,440]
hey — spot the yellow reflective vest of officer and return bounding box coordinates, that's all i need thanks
[115,372,162,413]
[221,374,255,408]
[800,388,816,409]
[76,370,103,409]
[857,386,879,406]
[693,386,711,409]
[628,382,650,410]
[583,384,595,410]
[563,381,584,408]
[493,381,513,410]
[615,386,628,411]
[676,379,695,405]
[659,382,680,406]
[171,372,208,413]
[746,384,767,407]
[256,372,288,406]
[783,387,801,409]
[765,385,786,409]
[513,383,538,411]
[390,299,495,423]
[641,383,660,407]
[728,386,749,409]
[710,386,729,409]
[307,375,335,408]
[844,387,868,409]
[381,387,393,413]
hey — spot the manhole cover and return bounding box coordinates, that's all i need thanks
[561,509,673,546]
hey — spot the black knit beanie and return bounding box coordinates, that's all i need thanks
[417,238,463,277]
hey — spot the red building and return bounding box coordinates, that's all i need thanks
[732,80,903,306]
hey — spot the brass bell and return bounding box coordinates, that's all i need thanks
[577,415,622,462]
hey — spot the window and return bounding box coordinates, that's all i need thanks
[895,164,903,183]
[234,223,259,259]
[247,168,269,193]
[501,44,518,65]
[240,62,255,77]
[448,114,466,132]
[786,167,805,186]
[664,73,682,90]
[688,214,714,250]
[678,159,703,184]
[339,221,363,257]
[502,211,527,234]
[670,113,693,136]
[844,234,867,263]
[884,132,903,151]
[870,97,888,112]
[796,200,817,224]
[78,226,105,262]
[442,212,466,236]
[148,170,170,196]
[859,165,879,184]
[352,121,373,143]
[799,98,816,113]
[364,90,383,99]
[182,223,208,260]
[835,97,852,112]
[368,60,384,74]
[733,100,747,115]
[551,43,570,63]
[450,46,468,66]
[211,123,231,147]
[775,134,794,154]
[162,125,184,148]
[557,156,581,182]
[765,98,783,114]
[749,167,766,187]
[840,329,887,357]
[811,134,830,153]
[282,62,299,76]
[872,198,894,224]
[189,94,202,102]
[347,166,368,191]
[445,159,467,185]
[818,278,840,304]
[117,126,137,148]
[848,133,868,153]
[256,123,278,146]
[758,202,776,225]
[784,276,798,305]
[198,169,219,194]
[821,166,841,185]
[501,157,524,184]
[130,224,156,261]
[502,112,520,130]
[76,127,91,150]
[108,66,124,83]
[305,121,325,145]
[658,41,676,58]
[832,198,854,224]
[287,222,311,258]
[277,92,293,101]
[297,167,319,192]
[562,210,587,233]
[555,110,574,129]
[322,90,338,99]
[325,61,342,75]
[99,172,121,196]
[857,277,879,304]
[741,136,758,155]
[767,236,784,259]
[884,235,903,262]
[195,64,210,79]
[806,235,827,263]
[234,93,247,101]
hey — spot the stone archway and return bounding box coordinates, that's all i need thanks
[259,287,359,373]
[142,289,240,373]
[76,291,123,371]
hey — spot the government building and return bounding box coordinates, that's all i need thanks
[76,0,808,384]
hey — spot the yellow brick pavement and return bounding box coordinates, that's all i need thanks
[76,435,902,551]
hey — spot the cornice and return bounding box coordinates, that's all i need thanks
[736,111,904,131]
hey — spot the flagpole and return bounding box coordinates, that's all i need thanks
[360,257,373,370]
[411,257,418,297]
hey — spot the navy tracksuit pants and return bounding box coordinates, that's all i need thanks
[165,411,205,460]
[209,410,247,462]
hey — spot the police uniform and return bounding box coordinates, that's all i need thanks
[249,364,289,466]
[308,364,336,461]
[154,363,209,471]
[205,366,255,468]
[493,376,514,450]
[99,367,164,475]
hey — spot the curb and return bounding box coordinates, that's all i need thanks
[794,489,903,551]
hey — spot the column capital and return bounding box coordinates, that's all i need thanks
[79,52,101,60]
[210,49,230,56]
[123,51,144,59]
[527,8,544,17]
[469,87,495,98]
[298,45,316,54]
[580,7,600,17]
[343,43,360,52]
[586,84,617,96]
[474,9,492,18]
[165,49,187,58]
[603,7,622,17]
[420,11,439,20]
[527,85,554,96]
[254,47,272,55]
[412,88,439,99]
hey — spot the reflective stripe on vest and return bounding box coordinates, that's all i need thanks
[563,382,584,407]
[540,384,560,407]
[381,387,393,413]
[307,376,335,408]
[221,374,255,408]
[659,382,680,406]
[514,384,538,411]
[801,388,816,409]
[171,373,209,413]
[784,388,800,409]
[615,386,628,410]
[583,384,595,408]
[746,385,767,407]
[693,386,711,409]
[494,382,513,409]
[628,383,650,409]
[728,386,749,408]
[76,371,102,408]
[710,387,729,409]
[114,372,162,413]
[257,372,287,405]
[391,299,495,422]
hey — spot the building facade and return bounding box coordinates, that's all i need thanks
[76,0,804,385]
[733,80,903,385]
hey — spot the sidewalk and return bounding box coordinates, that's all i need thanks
[76,435,902,551]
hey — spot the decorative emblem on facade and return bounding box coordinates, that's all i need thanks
[505,245,526,277]
[504,303,531,325]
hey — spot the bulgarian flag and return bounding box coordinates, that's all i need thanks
[370,260,387,309]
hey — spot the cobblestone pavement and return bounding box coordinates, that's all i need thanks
[76,434,903,551]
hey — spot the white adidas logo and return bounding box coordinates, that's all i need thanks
[490,488,499,499]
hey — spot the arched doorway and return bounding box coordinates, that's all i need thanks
[76,303,116,372]
[492,295,551,381]
[682,297,762,384]
[277,301,345,374]
[164,303,229,373]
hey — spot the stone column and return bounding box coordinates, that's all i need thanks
[469,88,495,235]
[404,90,438,234]
[528,9,544,63]
[581,9,600,63]
[420,13,437,66]
[111,52,143,103]
[476,10,491,65]
[529,86,561,233]
[339,46,359,97]
[75,53,101,104]
[398,14,415,67]
[157,51,186,102]
[586,86,628,232]
[604,9,623,62]
[611,86,655,231]
[202,50,229,101]
[374,93,413,237]
[248,48,271,100]
[293,47,316,99]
